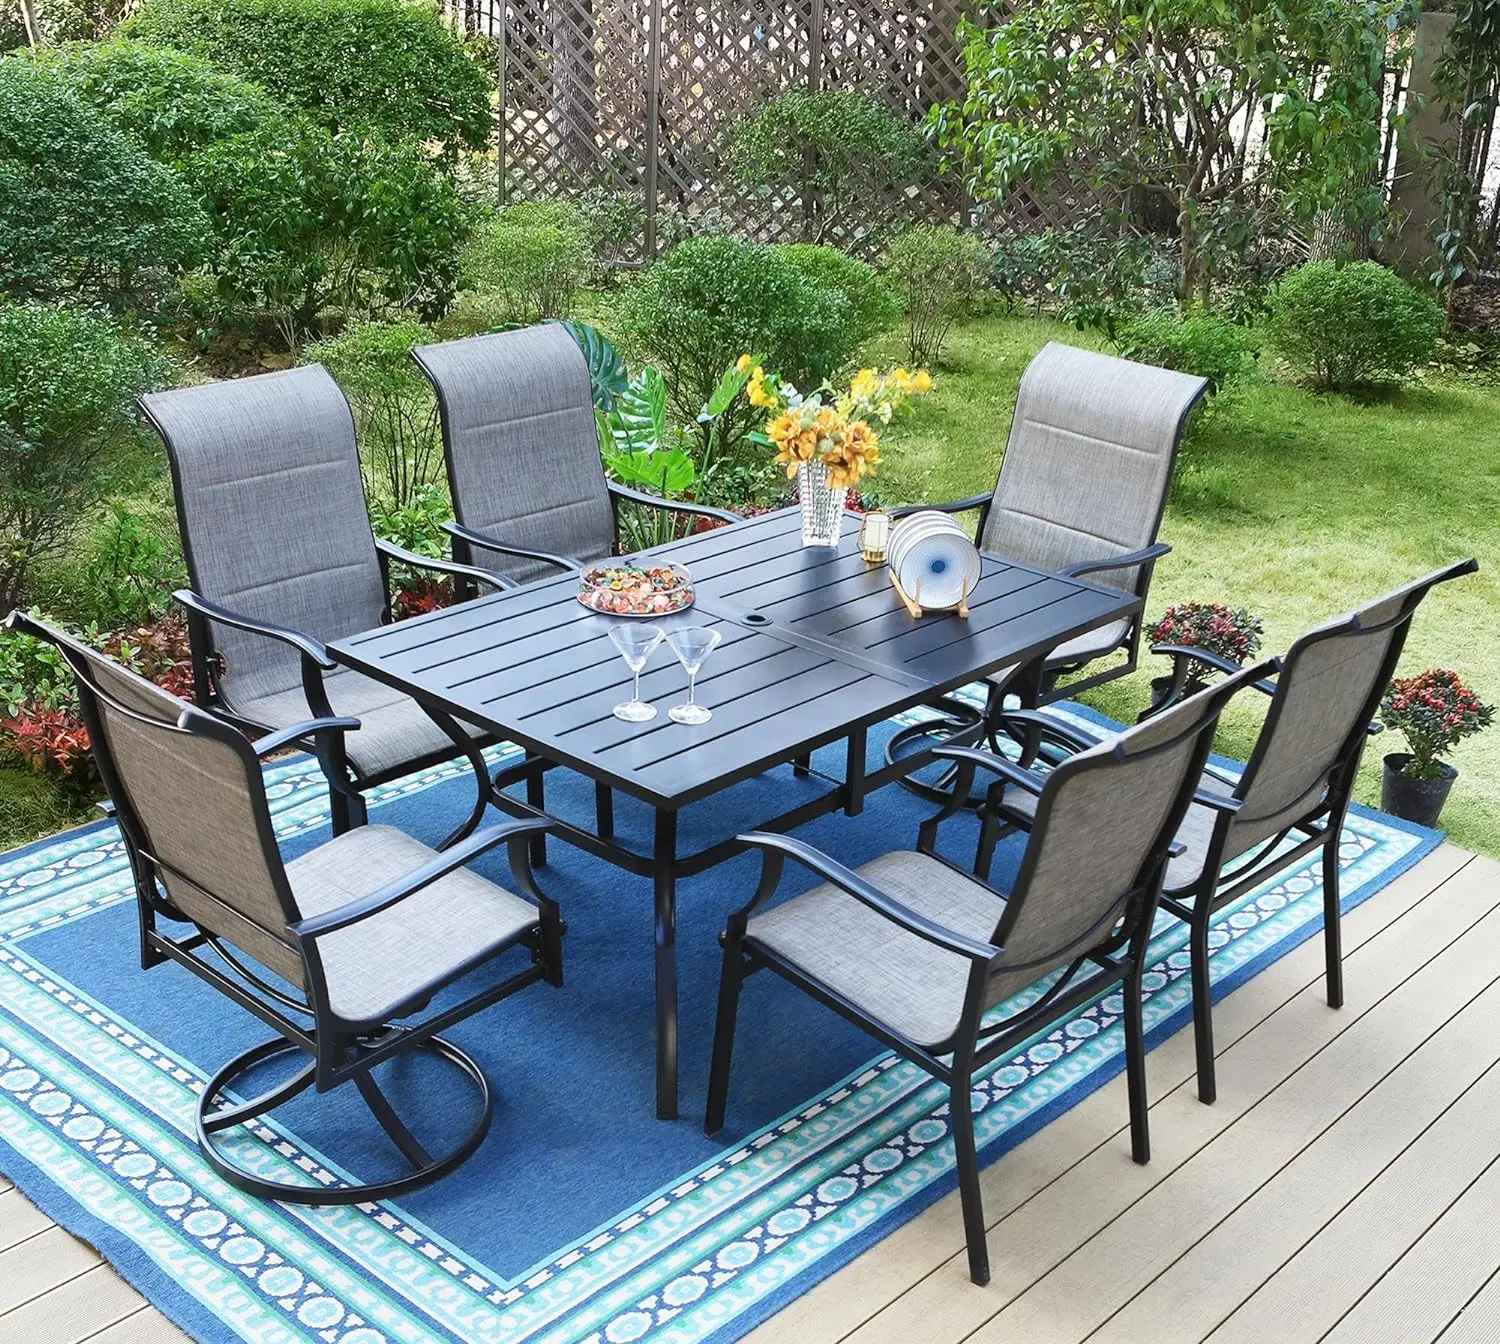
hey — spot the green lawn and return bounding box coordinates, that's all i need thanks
[873,313,1500,858]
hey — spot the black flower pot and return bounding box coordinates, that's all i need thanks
[1381,754,1458,828]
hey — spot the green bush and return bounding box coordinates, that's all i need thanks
[1267,261,1442,392]
[125,0,493,158]
[1114,310,1257,392]
[775,244,899,349]
[33,38,279,163]
[307,319,442,509]
[0,58,208,311]
[190,121,468,348]
[460,201,593,323]
[0,303,173,614]
[726,90,929,245]
[616,236,854,437]
[884,224,990,366]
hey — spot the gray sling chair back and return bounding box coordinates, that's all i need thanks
[410,322,740,588]
[704,662,1268,1287]
[6,610,564,1206]
[983,557,1479,1105]
[885,342,1209,802]
[139,366,521,847]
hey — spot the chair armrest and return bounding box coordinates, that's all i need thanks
[889,494,992,520]
[288,817,555,939]
[1059,542,1171,580]
[443,521,583,575]
[1193,788,1244,815]
[931,744,1047,796]
[733,832,1000,962]
[1150,645,1280,697]
[375,538,515,592]
[996,708,1108,753]
[251,716,362,759]
[172,590,335,670]
[607,482,740,526]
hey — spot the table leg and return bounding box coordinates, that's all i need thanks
[792,754,811,777]
[526,762,548,866]
[596,782,615,840]
[844,727,867,817]
[654,807,679,1120]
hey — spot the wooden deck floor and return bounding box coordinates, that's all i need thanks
[1,842,1495,1344]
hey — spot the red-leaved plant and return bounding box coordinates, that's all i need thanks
[1380,668,1493,780]
[1,613,196,797]
[1147,601,1264,691]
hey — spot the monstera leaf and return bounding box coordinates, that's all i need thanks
[604,447,696,497]
[601,366,667,456]
[562,319,629,412]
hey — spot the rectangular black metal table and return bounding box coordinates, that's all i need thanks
[329,507,1138,1118]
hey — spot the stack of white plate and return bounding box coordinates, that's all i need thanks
[887,510,983,611]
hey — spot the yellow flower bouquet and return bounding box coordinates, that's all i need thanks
[730,356,933,545]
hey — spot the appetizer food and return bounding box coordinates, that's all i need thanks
[578,563,694,616]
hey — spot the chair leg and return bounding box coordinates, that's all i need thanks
[1190,902,1217,1105]
[1123,962,1151,1164]
[329,786,367,837]
[1323,835,1344,1010]
[704,932,747,1137]
[950,1075,990,1286]
[975,809,1001,882]
[526,764,547,866]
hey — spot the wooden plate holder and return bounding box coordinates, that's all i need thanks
[889,566,971,619]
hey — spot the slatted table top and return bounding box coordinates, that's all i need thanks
[331,508,1138,809]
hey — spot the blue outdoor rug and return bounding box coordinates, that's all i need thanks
[0,699,1440,1344]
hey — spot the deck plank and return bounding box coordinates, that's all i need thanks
[0,1188,52,1254]
[82,1307,194,1343]
[817,846,1488,1344]
[0,1265,145,1344]
[1435,1266,1500,1342]
[965,855,1500,1344]
[0,1224,102,1314]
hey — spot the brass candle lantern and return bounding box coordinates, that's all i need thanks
[857,509,890,563]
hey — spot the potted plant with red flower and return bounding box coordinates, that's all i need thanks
[1379,668,1493,826]
[1141,601,1265,715]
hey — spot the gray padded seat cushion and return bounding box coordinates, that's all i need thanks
[232,667,485,779]
[747,850,1004,1048]
[414,325,617,585]
[287,824,538,1023]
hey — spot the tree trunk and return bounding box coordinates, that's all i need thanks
[18,0,42,46]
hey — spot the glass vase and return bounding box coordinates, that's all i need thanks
[798,459,846,547]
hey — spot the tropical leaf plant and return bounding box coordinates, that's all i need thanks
[563,319,629,412]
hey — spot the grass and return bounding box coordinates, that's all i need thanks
[873,312,1500,858]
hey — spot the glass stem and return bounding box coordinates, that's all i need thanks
[688,671,697,707]
[633,668,642,703]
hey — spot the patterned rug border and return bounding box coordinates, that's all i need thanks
[0,705,1443,1344]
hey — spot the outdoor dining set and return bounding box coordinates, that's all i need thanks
[7,326,1476,1289]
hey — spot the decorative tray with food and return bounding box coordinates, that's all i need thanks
[577,562,695,617]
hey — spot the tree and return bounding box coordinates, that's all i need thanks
[0,302,172,613]
[933,0,1407,305]
[0,57,208,310]
[124,0,494,160]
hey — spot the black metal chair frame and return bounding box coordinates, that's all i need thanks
[9,610,564,1206]
[982,557,1479,1105]
[142,395,540,851]
[703,670,1255,1286]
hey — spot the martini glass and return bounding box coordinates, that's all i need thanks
[666,627,722,725]
[609,623,664,722]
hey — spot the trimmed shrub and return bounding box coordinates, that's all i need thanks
[726,90,929,245]
[190,121,468,347]
[33,38,279,163]
[1114,310,1257,392]
[0,58,208,310]
[1267,261,1441,392]
[775,244,899,349]
[307,319,442,510]
[0,303,173,613]
[616,236,854,430]
[884,224,990,366]
[460,201,593,323]
[124,0,493,158]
